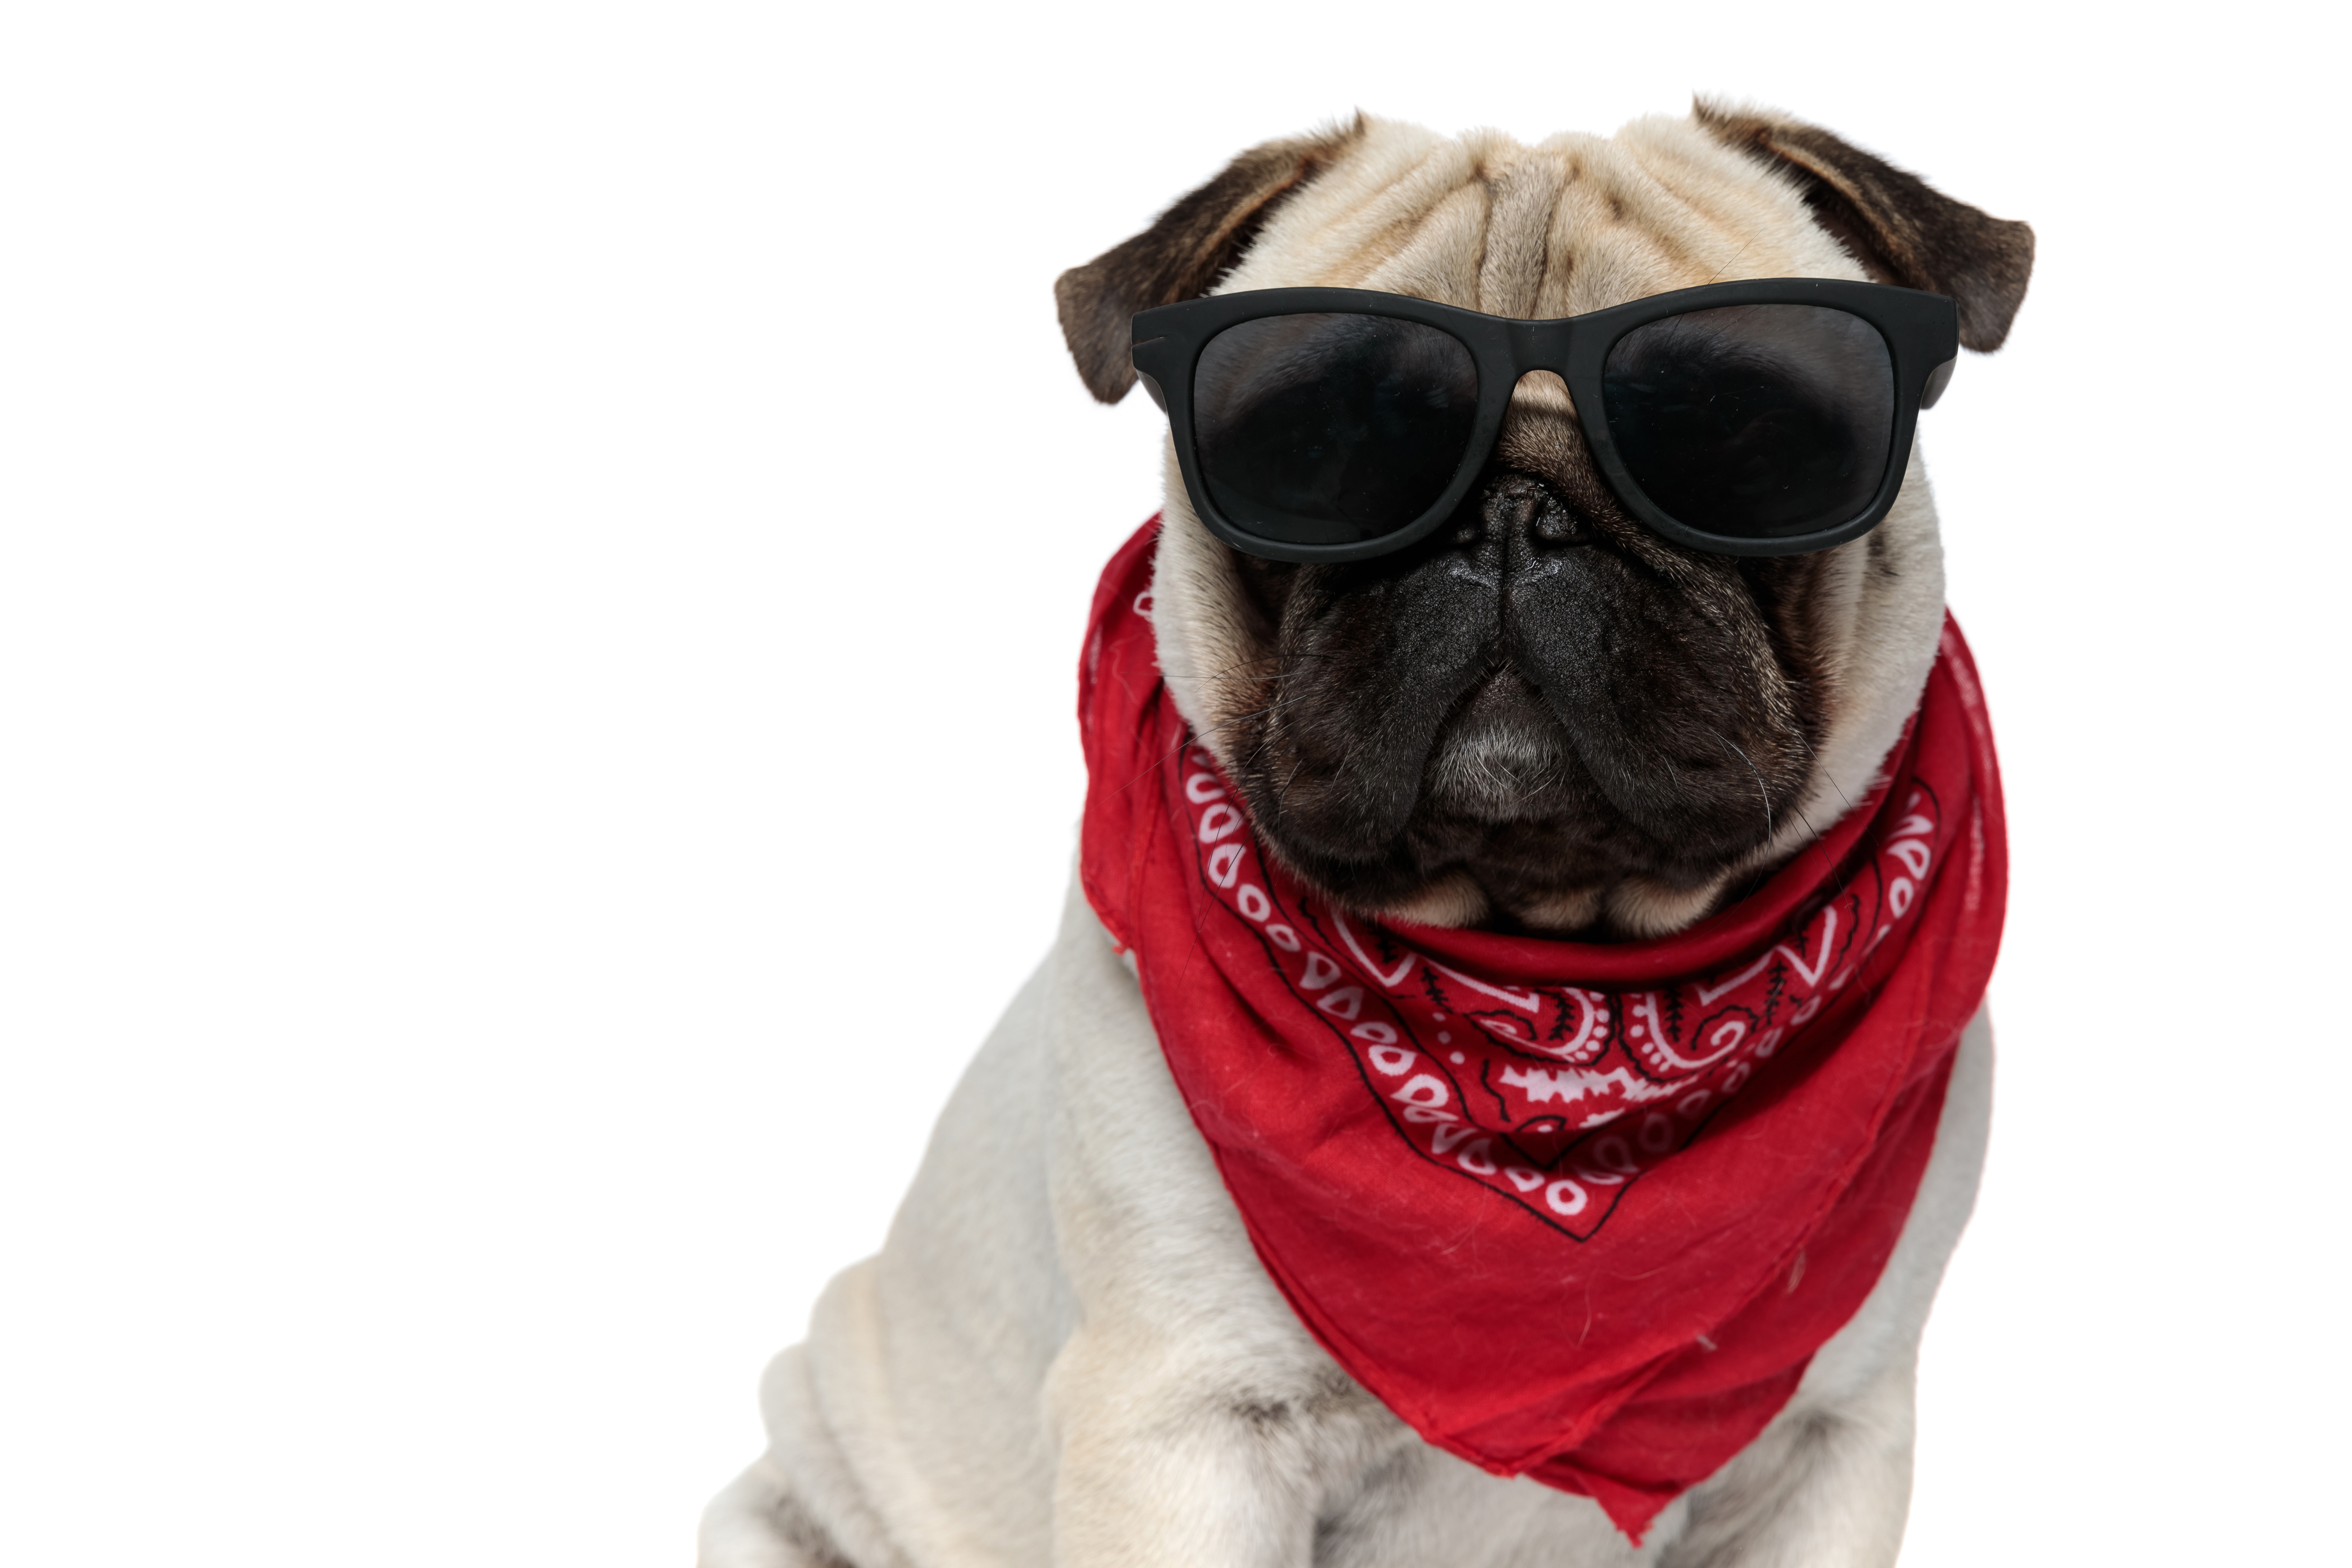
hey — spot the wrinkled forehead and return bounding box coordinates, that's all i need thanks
[1217,114,1867,318]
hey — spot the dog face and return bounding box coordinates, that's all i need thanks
[1059,105,2030,937]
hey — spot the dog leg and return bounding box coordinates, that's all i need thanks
[1654,1355,1918,1568]
[1045,1327,1402,1568]
[701,1462,862,1568]
[1040,884,1411,1568]
[698,1344,914,1568]
[1660,1009,1993,1568]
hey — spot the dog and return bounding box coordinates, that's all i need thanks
[701,101,2031,1568]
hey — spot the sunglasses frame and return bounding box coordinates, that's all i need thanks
[1130,278,1961,564]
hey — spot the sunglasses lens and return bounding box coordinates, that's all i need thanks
[1601,304,1895,542]
[1194,313,1480,547]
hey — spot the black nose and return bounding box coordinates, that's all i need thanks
[1451,469,1590,550]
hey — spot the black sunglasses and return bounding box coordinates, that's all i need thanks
[1130,278,1960,563]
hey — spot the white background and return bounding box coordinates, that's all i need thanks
[3,2,2345,1563]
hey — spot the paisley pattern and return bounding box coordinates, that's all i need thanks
[1181,748,1948,1239]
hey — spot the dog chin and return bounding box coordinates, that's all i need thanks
[1290,843,1744,945]
[1303,856,1739,942]
[1326,679,1743,937]
[1360,874,1747,945]
[1422,669,1571,824]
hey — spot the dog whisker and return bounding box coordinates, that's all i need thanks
[1704,726,1774,844]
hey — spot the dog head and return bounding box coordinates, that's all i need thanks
[1058,105,2030,937]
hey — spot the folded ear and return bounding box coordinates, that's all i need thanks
[1695,101,2035,351]
[1055,118,1366,403]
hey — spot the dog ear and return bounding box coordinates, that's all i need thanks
[1055,118,1367,403]
[1695,101,2035,352]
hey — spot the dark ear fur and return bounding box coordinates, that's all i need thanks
[1055,118,1367,403]
[1696,101,2035,351]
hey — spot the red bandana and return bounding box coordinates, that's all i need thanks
[1077,519,2007,1540]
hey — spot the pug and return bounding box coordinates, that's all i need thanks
[701,102,2031,1568]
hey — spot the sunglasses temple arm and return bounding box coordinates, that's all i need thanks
[1920,356,1956,409]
